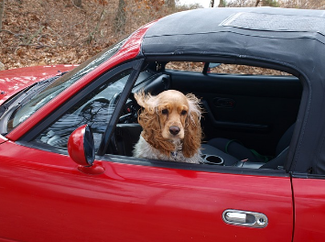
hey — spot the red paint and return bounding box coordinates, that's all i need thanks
[77,161,105,175]
[292,178,325,242]
[68,125,105,175]
[6,22,156,141]
[0,65,77,105]
[68,124,90,166]
[0,140,293,242]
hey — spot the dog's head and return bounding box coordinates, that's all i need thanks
[135,90,202,157]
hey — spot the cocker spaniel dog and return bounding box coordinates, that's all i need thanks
[133,90,202,164]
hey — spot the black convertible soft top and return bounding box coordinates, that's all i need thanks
[141,7,325,174]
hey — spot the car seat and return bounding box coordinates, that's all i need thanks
[206,123,295,169]
[115,123,143,156]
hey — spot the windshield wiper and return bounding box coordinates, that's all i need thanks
[0,72,67,118]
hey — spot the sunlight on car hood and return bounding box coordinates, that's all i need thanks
[0,65,77,105]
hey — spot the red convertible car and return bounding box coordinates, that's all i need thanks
[1,7,325,242]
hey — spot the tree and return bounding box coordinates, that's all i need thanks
[114,0,126,33]
[165,0,175,8]
[210,0,214,7]
[255,0,279,7]
[219,0,226,7]
[0,0,5,30]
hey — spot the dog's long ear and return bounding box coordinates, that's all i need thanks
[134,91,155,114]
[182,93,202,158]
[135,91,175,155]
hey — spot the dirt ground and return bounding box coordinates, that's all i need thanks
[0,0,184,70]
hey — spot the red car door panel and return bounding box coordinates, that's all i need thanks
[292,178,325,242]
[0,141,293,242]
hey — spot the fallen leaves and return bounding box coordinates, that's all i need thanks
[0,0,183,71]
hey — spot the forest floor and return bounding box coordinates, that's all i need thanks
[0,0,189,70]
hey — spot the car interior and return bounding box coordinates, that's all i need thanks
[111,61,302,170]
[32,59,302,171]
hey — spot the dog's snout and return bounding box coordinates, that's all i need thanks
[169,126,180,135]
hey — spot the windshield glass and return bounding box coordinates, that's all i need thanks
[6,39,127,132]
[36,69,132,151]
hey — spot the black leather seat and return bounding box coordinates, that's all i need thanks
[115,123,143,156]
[206,124,295,169]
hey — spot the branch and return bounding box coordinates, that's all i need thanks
[0,28,23,37]
[22,26,44,46]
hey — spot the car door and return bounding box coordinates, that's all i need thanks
[0,139,293,242]
[98,156,294,242]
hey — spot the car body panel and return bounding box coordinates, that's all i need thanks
[0,65,77,105]
[292,178,325,242]
[0,140,293,242]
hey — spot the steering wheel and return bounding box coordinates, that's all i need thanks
[118,93,139,123]
[80,98,110,131]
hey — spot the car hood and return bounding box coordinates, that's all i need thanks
[0,65,77,105]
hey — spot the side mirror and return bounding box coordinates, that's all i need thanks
[68,124,95,166]
[68,125,105,175]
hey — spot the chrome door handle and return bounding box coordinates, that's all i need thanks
[222,209,268,228]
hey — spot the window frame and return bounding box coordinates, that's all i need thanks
[19,60,144,152]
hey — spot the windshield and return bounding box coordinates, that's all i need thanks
[5,39,127,133]
[36,69,132,151]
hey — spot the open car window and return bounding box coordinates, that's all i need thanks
[207,63,293,76]
[165,61,293,76]
[109,60,302,172]
[31,58,302,174]
[165,61,205,72]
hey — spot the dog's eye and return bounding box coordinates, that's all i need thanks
[162,109,168,115]
[181,110,187,115]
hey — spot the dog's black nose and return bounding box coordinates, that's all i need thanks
[169,126,180,135]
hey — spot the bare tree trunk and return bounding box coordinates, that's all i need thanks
[255,0,261,6]
[256,0,279,7]
[219,0,225,7]
[210,0,214,7]
[166,0,175,8]
[114,0,126,34]
[0,0,5,30]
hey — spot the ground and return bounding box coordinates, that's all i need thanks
[0,0,185,70]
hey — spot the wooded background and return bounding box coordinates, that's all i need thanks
[0,0,324,70]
